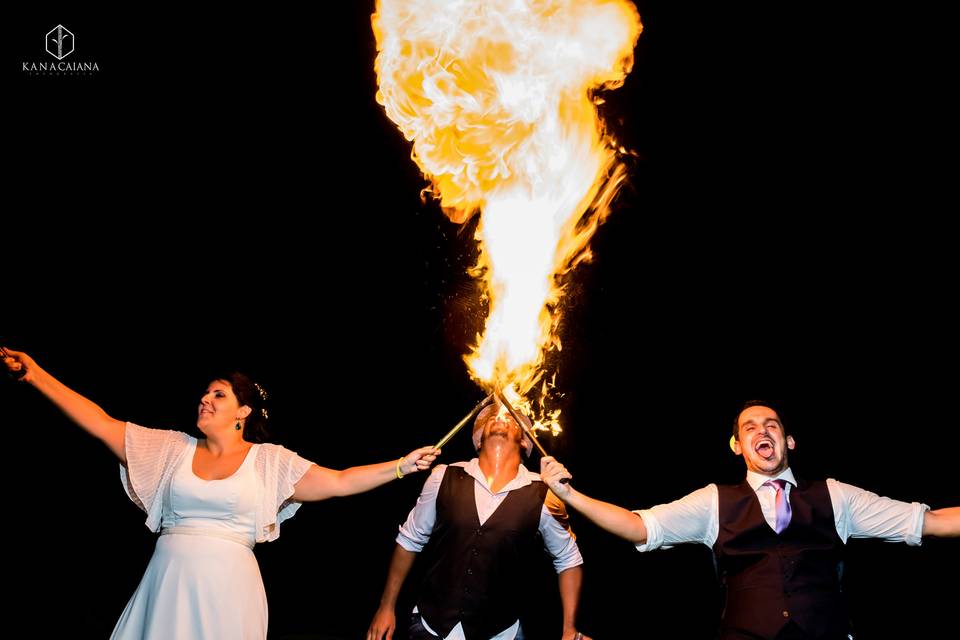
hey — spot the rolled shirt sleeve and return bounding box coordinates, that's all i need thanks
[541,491,583,572]
[396,464,445,552]
[634,484,719,552]
[827,479,930,546]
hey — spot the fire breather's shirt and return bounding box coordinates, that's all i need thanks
[396,459,584,640]
[397,459,582,569]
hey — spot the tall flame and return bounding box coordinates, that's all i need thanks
[374,0,642,430]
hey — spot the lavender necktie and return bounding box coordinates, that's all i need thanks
[763,478,792,533]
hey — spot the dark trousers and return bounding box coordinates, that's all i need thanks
[408,612,525,640]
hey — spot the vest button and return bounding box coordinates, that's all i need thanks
[472,549,479,556]
[467,568,473,575]
[782,610,789,618]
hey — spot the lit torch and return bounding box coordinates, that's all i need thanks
[374,0,642,441]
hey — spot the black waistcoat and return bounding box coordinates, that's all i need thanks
[715,478,848,639]
[418,466,547,640]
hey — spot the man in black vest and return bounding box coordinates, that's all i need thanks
[539,400,959,640]
[367,399,589,640]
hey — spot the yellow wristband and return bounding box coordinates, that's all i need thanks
[396,457,405,479]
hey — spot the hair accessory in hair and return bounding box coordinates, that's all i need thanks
[254,382,269,402]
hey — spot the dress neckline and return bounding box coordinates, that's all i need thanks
[189,439,257,482]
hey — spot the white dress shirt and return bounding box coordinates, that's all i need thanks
[397,460,583,640]
[634,467,930,552]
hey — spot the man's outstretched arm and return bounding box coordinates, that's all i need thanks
[923,506,960,537]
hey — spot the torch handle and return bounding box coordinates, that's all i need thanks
[434,394,493,450]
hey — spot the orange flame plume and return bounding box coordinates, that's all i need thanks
[374,0,642,433]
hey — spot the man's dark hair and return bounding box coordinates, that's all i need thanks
[732,399,788,441]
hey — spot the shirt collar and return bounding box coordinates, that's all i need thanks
[463,458,534,494]
[746,467,797,492]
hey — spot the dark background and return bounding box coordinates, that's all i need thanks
[4,2,956,638]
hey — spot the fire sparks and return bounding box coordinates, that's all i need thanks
[374,0,642,432]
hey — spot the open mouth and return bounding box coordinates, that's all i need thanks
[754,440,774,457]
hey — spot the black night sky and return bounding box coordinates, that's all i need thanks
[5,2,957,639]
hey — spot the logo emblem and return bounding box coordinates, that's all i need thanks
[46,25,74,60]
